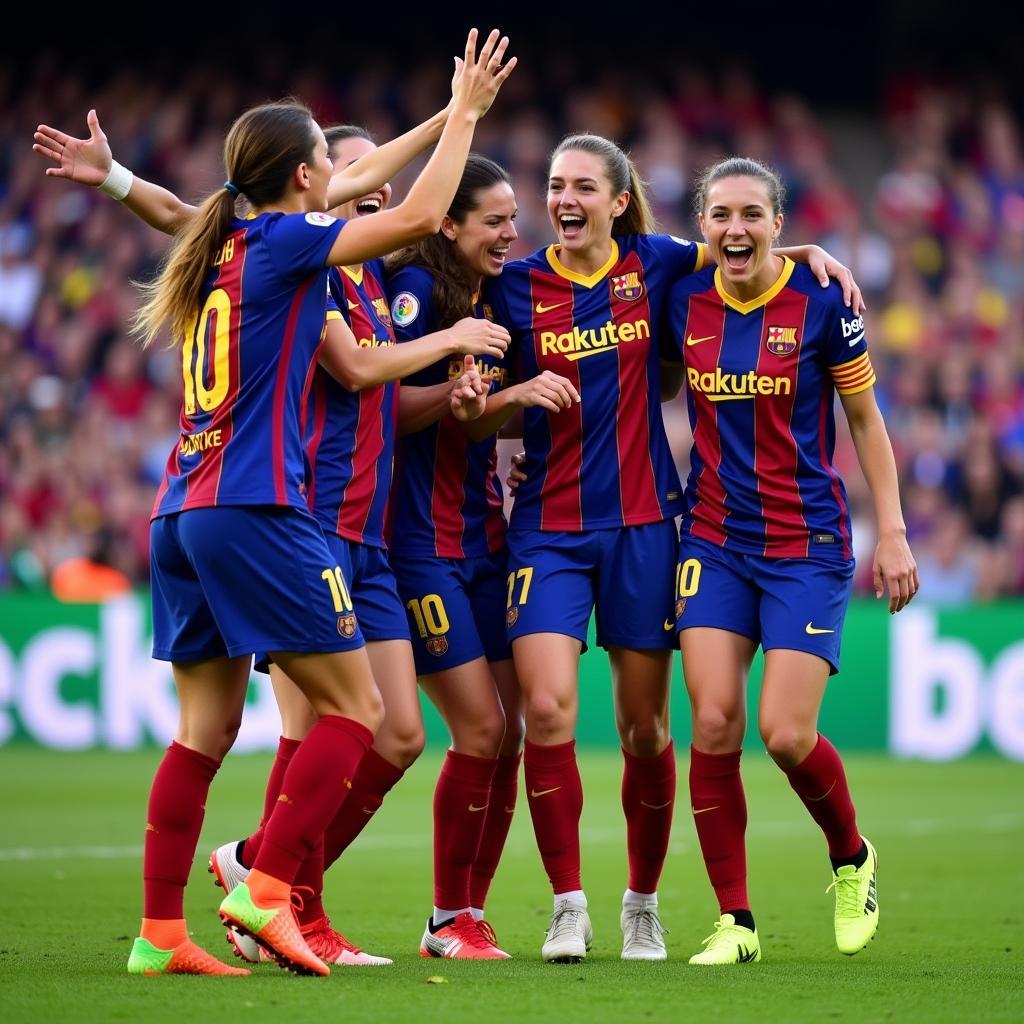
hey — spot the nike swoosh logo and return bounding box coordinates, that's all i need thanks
[468,803,489,813]
[805,622,835,635]
[691,805,719,815]
[348,300,360,310]
[530,786,561,799]
[641,799,673,810]
[535,301,568,314]
[663,619,676,631]
[686,334,716,346]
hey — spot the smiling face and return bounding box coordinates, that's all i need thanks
[326,134,392,220]
[546,149,629,266]
[699,174,784,297]
[444,181,518,279]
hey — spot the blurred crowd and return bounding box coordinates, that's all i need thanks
[1,57,1022,602]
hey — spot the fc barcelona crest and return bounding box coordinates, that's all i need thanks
[337,613,358,638]
[506,606,519,627]
[426,636,449,657]
[675,599,687,619]
[766,326,799,355]
[612,272,644,302]
[371,297,393,328]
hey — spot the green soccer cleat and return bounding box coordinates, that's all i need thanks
[827,836,879,955]
[126,936,250,976]
[688,914,761,965]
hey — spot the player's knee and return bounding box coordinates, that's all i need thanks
[524,689,573,742]
[761,724,814,768]
[618,716,669,758]
[451,707,505,757]
[377,717,426,769]
[691,705,743,752]
[500,711,526,754]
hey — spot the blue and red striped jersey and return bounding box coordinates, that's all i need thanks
[304,258,397,548]
[664,258,876,561]
[385,264,507,558]
[485,234,704,532]
[152,210,345,518]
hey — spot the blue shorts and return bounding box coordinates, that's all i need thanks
[330,536,410,643]
[505,521,679,651]
[390,551,511,675]
[150,506,364,662]
[674,534,854,675]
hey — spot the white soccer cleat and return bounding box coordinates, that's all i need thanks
[542,901,593,963]
[302,916,393,966]
[620,899,668,961]
[207,840,260,963]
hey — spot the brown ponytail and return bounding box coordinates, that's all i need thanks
[134,100,319,348]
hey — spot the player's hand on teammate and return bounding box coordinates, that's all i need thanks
[448,316,510,359]
[450,354,488,421]
[449,28,517,121]
[506,451,527,494]
[33,109,112,187]
[873,530,919,614]
[512,371,580,414]
[806,245,865,315]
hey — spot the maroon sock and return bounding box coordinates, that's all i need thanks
[322,747,404,870]
[253,716,373,884]
[470,752,521,909]
[689,746,749,912]
[239,735,301,868]
[781,734,862,860]
[433,751,498,910]
[524,739,583,895]
[143,741,220,919]
[621,742,676,894]
[293,841,325,926]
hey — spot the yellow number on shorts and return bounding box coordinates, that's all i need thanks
[182,287,233,415]
[505,567,534,608]
[321,566,353,613]
[405,594,450,638]
[676,558,702,598]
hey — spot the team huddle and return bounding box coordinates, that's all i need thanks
[32,28,919,977]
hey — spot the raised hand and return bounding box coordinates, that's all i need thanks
[807,245,865,315]
[33,109,112,186]
[448,316,510,359]
[450,28,517,121]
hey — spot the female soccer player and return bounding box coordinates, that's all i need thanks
[664,157,917,964]
[210,132,514,966]
[32,28,515,976]
[484,134,862,963]
[386,154,579,958]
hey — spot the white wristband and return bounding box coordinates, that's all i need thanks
[98,160,133,201]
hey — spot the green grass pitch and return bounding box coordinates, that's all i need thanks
[1,748,1020,1022]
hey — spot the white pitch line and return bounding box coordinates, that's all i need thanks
[2,812,1021,863]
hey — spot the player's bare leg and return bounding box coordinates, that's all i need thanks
[681,628,762,964]
[760,650,875,954]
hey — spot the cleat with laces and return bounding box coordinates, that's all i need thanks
[542,900,593,964]
[208,840,260,964]
[301,915,393,966]
[476,919,501,949]
[827,836,878,955]
[127,937,250,976]
[218,882,328,976]
[688,914,761,965]
[620,899,668,961]
[420,912,511,959]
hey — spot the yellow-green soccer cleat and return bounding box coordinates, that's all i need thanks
[126,937,250,976]
[688,914,761,965]
[827,836,879,955]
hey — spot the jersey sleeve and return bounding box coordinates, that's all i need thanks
[647,234,708,281]
[387,266,438,342]
[326,269,351,326]
[658,277,692,363]
[266,212,347,278]
[822,295,876,395]
[325,289,344,324]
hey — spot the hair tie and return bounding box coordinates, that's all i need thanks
[224,181,240,197]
